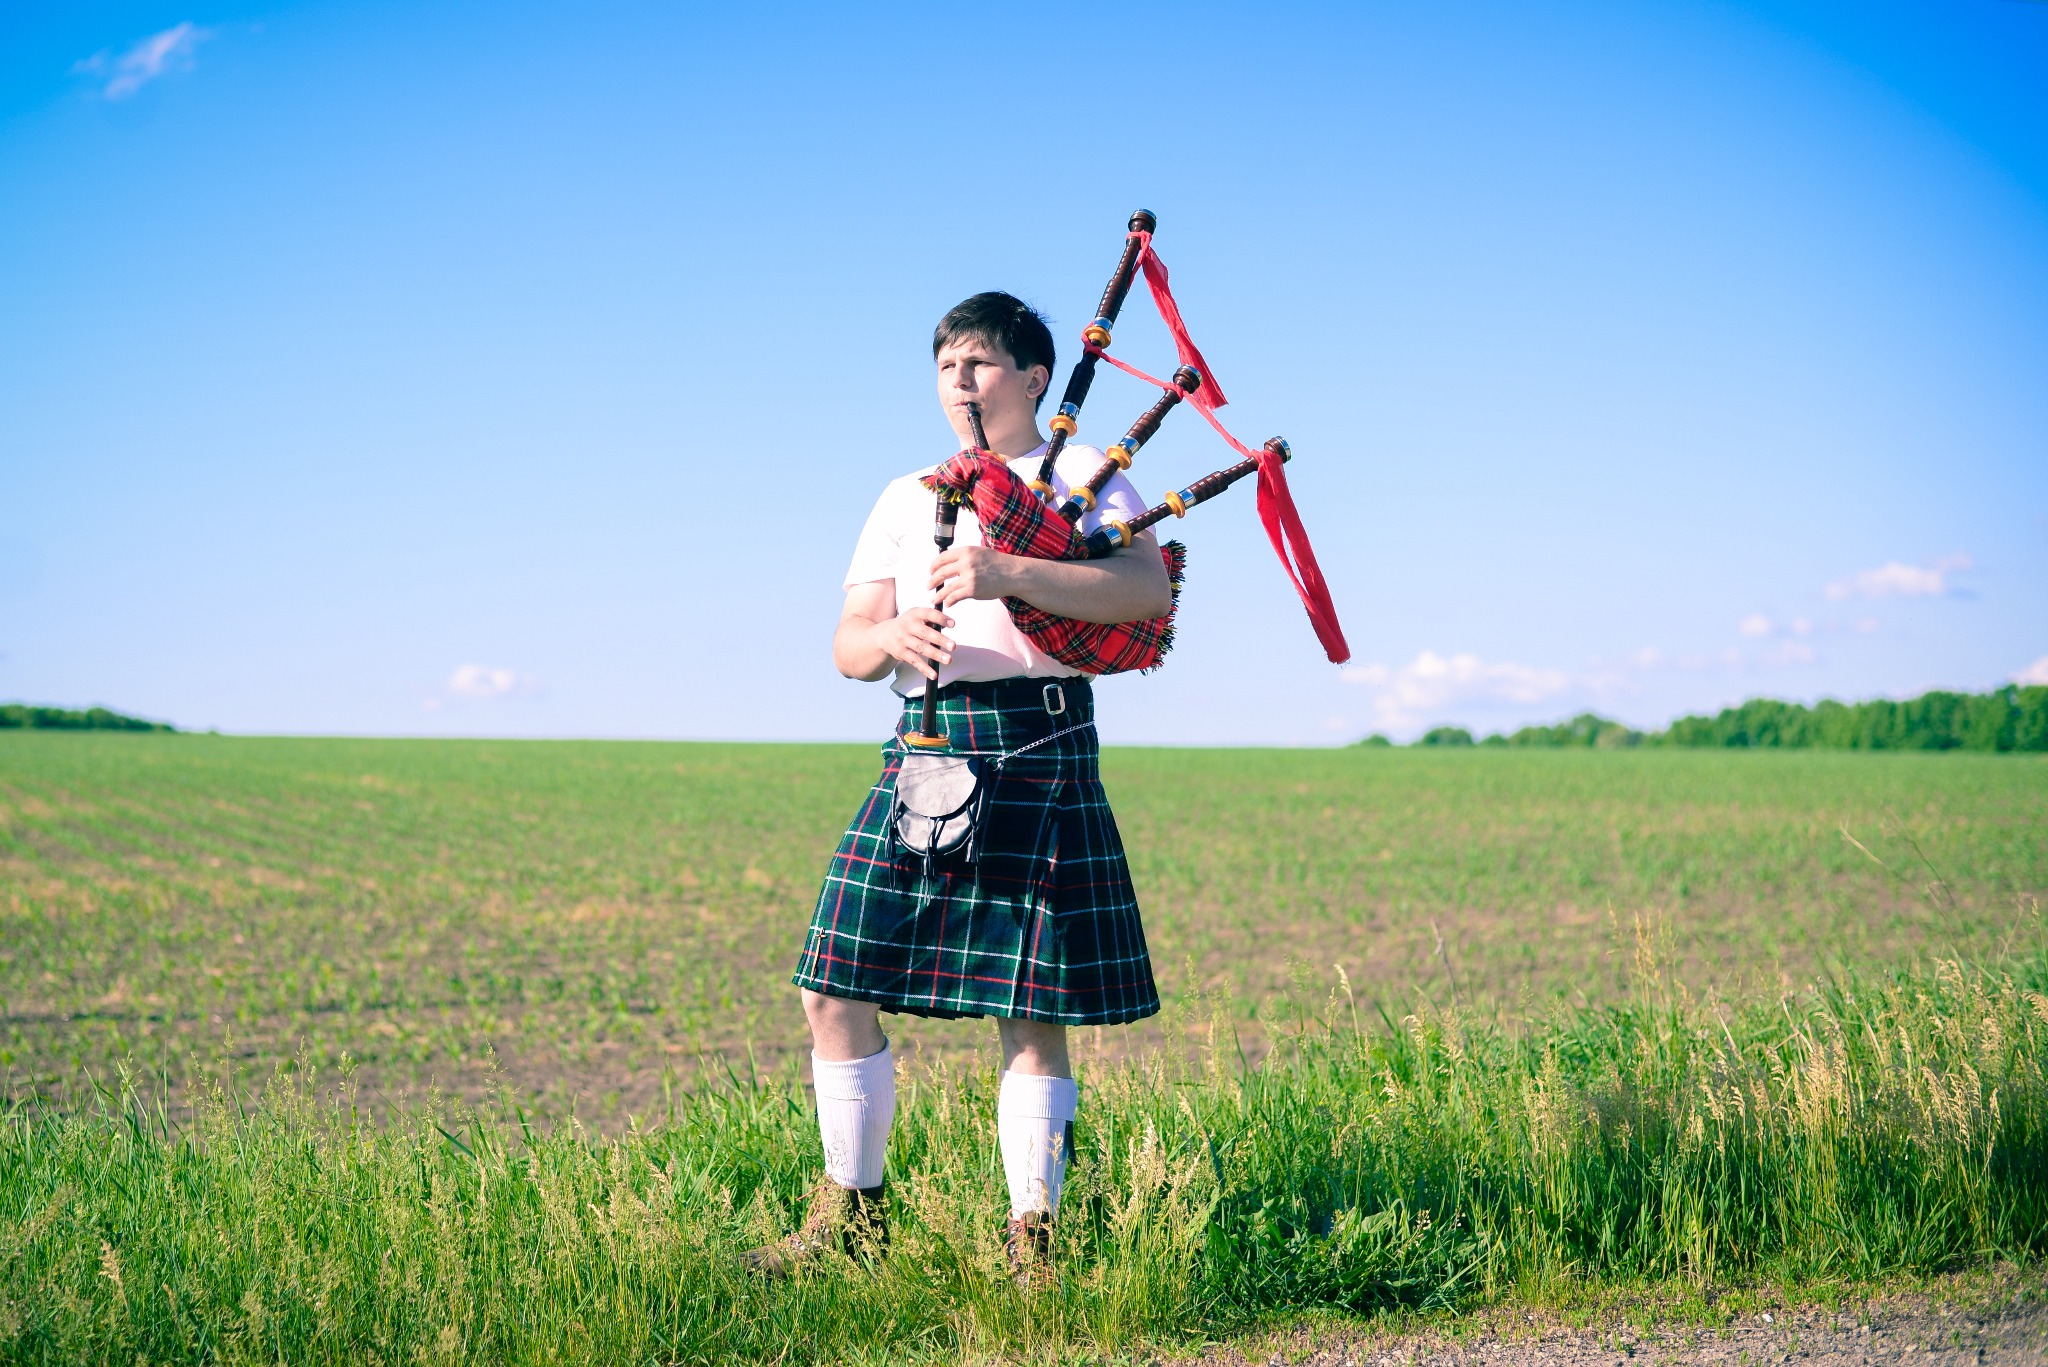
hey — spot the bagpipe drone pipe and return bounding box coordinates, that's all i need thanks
[919,209,1351,681]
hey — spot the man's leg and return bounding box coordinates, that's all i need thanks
[995,1018,1078,1229]
[804,990,893,1191]
[744,991,893,1276]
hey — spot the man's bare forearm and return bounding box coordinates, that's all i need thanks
[1002,544,1172,624]
[835,584,957,682]
[833,617,896,681]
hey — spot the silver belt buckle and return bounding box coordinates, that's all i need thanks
[1042,682,1067,716]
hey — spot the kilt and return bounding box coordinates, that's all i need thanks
[792,676,1160,1025]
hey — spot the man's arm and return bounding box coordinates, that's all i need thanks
[928,531,1174,624]
[834,580,956,681]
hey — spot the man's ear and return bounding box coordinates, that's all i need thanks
[1028,365,1049,399]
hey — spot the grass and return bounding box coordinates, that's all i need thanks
[1,733,2045,1361]
[3,734,2043,1121]
[2,937,2042,1363]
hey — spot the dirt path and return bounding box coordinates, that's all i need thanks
[1191,1281,2048,1366]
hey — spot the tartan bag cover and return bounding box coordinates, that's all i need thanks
[792,678,1160,1025]
[922,452,1186,676]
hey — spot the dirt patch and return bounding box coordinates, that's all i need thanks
[1187,1280,2048,1366]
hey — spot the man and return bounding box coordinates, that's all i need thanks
[743,291,1172,1283]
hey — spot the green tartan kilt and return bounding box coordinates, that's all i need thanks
[792,676,1160,1025]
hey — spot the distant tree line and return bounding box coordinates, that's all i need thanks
[1360,684,2048,753]
[0,704,174,732]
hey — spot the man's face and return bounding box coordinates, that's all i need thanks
[935,335,1047,442]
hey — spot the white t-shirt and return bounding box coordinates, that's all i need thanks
[844,441,1150,696]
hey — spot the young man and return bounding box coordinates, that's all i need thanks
[743,292,1172,1282]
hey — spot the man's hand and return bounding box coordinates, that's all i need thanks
[932,534,1174,625]
[871,606,955,681]
[835,582,953,682]
[929,546,1017,609]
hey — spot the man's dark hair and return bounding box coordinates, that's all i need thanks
[932,292,1057,411]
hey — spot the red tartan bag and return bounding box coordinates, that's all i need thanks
[922,452,1184,676]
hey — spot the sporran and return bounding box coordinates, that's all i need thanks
[888,703,1096,870]
[890,751,991,865]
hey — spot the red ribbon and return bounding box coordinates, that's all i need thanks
[1129,231,1227,413]
[1088,235,1351,664]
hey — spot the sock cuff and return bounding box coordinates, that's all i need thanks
[999,1069,1078,1122]
[813,1044,893,1101]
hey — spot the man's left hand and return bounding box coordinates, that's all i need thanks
[929,545,1017,608]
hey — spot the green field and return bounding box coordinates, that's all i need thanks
[2,734,2042,1120]
[1,735,2044,1362]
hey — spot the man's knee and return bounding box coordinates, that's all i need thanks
[999,1017,1070,1075]
[1004,1018,1063,1048]
[803,990,885,1058]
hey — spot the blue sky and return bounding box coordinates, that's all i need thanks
[2,1,2044,744]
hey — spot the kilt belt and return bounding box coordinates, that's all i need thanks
[793,676,1160,1025]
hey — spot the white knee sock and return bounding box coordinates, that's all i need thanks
[813,1043,894,1190]
[998,1070,1079,1219]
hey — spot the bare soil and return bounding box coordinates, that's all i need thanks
[1187,1275,2048,1366]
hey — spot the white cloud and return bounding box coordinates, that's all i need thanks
[73,22,209,100]
[1737,614,1817,640]
[1825,553,1971,602]
[2017,656,2048,687]
[1337,631,1853,741]
[446,664,529,698]
[423,664,539,710]
[1591,631,1830,690]
[1341,650,1570,731]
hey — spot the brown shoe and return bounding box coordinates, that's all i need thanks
[741,1178,887,1278]
[1004,1210,1056,1290]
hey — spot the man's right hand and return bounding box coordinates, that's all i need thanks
[874,607,955,680]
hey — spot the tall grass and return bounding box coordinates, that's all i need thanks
[4,939,2043,1364]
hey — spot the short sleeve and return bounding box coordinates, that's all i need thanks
[1093,468,1149,527]
[843,483,904,589]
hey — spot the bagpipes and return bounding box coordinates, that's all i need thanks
[908,210,1350,750]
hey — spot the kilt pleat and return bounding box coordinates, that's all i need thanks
[792,677,1160,1025]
